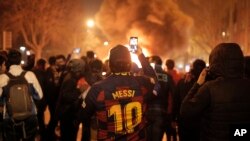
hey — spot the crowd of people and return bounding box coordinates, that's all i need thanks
[0,42,249,141]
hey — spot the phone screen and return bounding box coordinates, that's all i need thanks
[129,37,138,53]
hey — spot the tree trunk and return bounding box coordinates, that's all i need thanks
[35,46,42,59]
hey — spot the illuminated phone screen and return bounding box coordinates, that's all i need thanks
[129,37,138,53]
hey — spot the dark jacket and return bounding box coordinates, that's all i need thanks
[180,43,250,141]
[56,72,82,118]
[150,65,174,111]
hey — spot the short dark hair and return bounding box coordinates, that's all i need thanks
[48,56,56,65]
[151,56,162,65]
[7,49,22,66]
[56,54,66,61]
[191,59,206,77]
[89,59,103,73]
[36,59,46,66]
[110,61,131,73]
[166,59,175,70]
[86,51,95,59]
[0,55,7,66]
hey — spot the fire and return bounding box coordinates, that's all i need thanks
[130,53,142,68]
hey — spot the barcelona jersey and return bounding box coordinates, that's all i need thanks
[83,72,155,141]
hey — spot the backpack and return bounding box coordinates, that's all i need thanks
[4,71,33,121]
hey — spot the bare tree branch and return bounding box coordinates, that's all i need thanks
[0,0,84,58]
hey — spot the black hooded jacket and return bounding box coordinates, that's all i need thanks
[180,43,250,141]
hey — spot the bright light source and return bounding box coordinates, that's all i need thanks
[206,63,209,67]
[185,64,190,72]
[178,63,184,69]
[94,54,97,58]
[26,50,31,56]
[123,45,151,68]
[73,48,81,54]
[150,63,155,69]
[222,31,226,37]
[130,53,142,68]
[86,19,95,28]
[142,48,150,57]
[104,41,109,46]
[20,46,26,52]
[21,60,25,65]
[102,72,107,76]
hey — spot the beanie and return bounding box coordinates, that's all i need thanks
[109,45,131,64]
[68,59,85,73]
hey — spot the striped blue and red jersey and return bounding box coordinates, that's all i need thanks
[83,72,155,141]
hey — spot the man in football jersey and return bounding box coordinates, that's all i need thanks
[81,45,157,140]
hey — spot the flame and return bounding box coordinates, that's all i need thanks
[130,53,142,68]
[96,0,193,58]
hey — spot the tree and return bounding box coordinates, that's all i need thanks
[177,0,233,60]
[0,0,84,59]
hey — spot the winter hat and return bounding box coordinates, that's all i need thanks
[109,45,131,64]
[67,59,85,73]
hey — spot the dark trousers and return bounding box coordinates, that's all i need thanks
[35,99,47,141]
[0,113,4,141]
[60,115,79,141]
[146,106,177,141]
[165,121,177,141]
[46,101,59,140]
[3,116,38,141]
[81,124,90,141]
[146,107,166,141]
[178,120,200,141]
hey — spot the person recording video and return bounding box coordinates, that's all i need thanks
[180,43,250,141]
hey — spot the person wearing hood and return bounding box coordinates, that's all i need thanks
[180,43,250,141]
[245,56,250,79]
[56,59,90,141]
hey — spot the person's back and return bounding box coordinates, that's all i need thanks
[200,76,250,140]
[32,59,47,140]
[82,45,156,140]
[87,73,153,140]
[148,56,176,141]
[181,43,250,141]
[58,59,89,141]
[0,49,43,141]
[245,56,250,79]
[165,59,181,85]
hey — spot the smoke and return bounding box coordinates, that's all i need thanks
[95,0,193,58]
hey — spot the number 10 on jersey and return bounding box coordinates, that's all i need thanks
[108,102,142,134]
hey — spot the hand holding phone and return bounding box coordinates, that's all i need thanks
[197,68,208,85]
[129,37,138,53]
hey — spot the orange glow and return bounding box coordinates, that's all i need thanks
[86,19,95,28]
[142,48,150,57]
[124,45,151,68]
[130,53,142,68]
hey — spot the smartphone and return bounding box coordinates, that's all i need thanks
[129,37,138,53]
[73,48,81,54]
